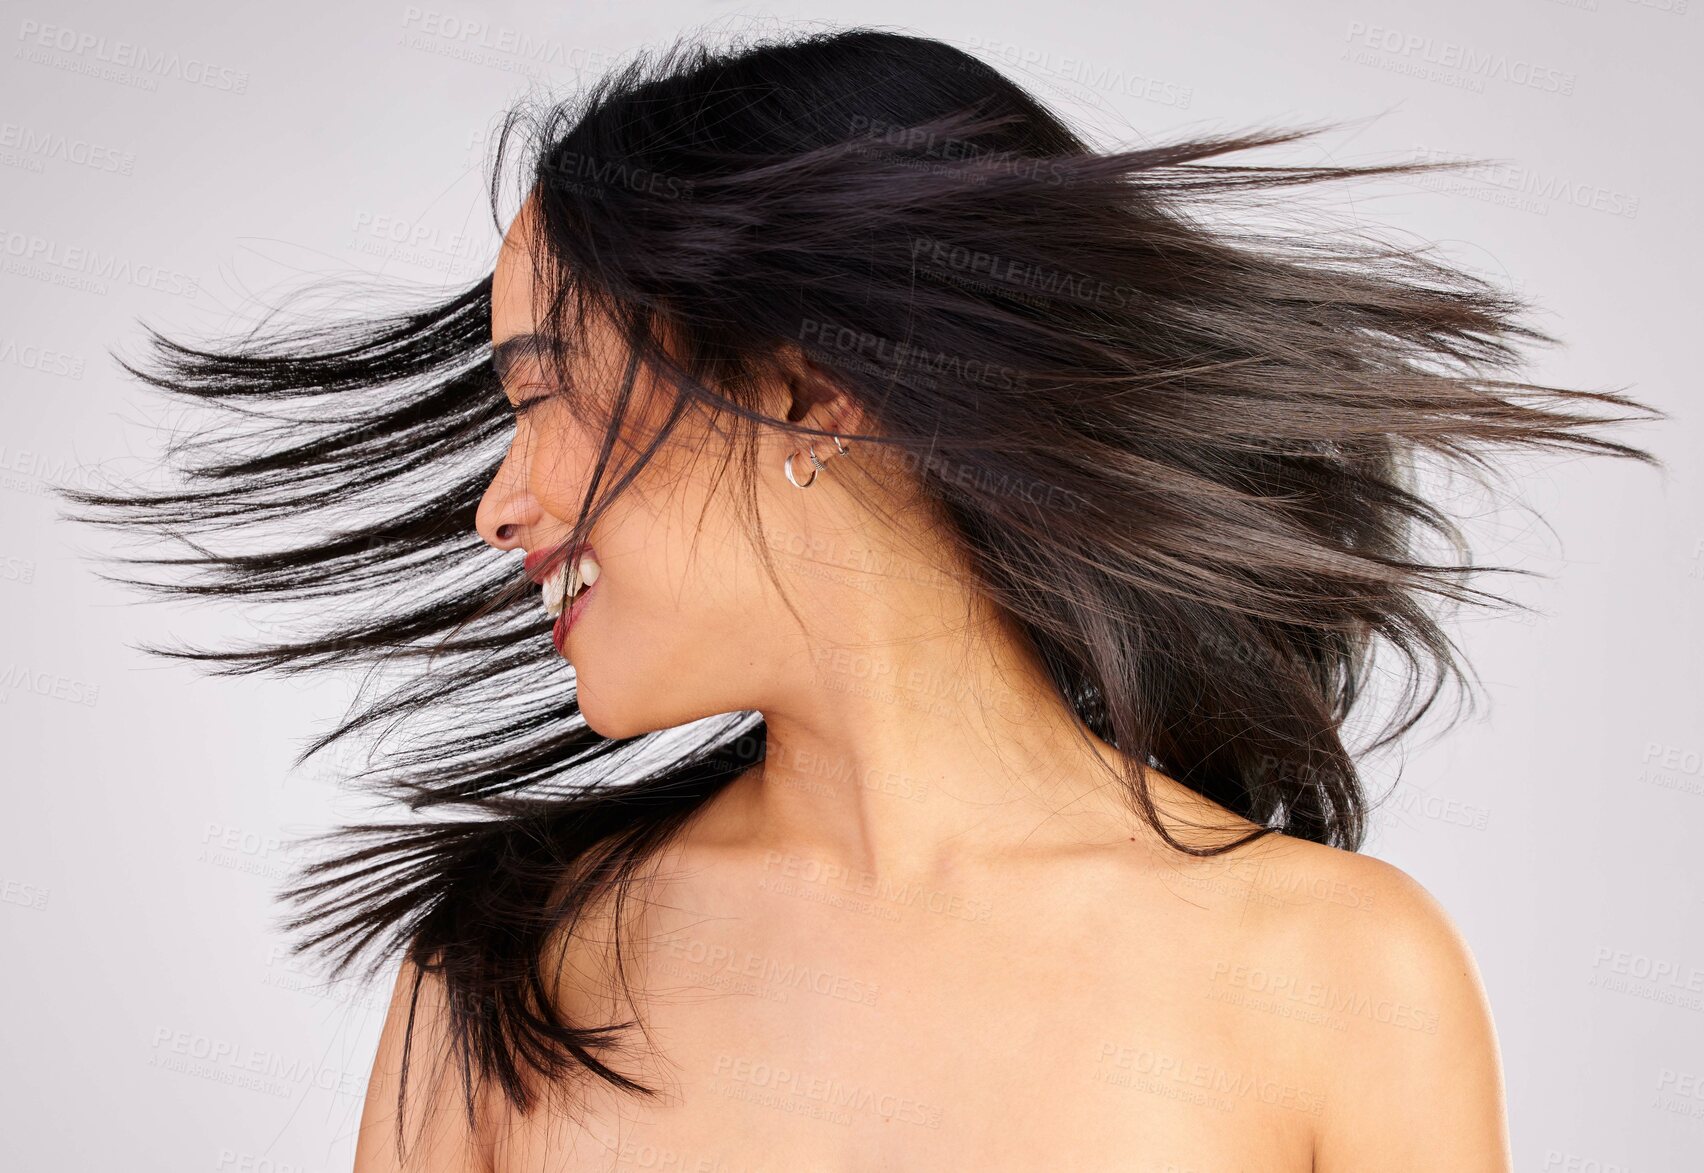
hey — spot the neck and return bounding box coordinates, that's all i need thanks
[709,555,1145,882]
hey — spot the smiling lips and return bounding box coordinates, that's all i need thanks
[523,544,601,623]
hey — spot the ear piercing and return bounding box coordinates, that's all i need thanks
[784,434,851,489]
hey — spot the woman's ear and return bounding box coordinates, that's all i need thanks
[779,348,860,435]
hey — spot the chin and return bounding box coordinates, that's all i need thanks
[574,676,651,740]
[576,668,732,741]
[574,679,619,738]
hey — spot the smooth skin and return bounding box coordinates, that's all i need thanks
[353,193,1511,1172]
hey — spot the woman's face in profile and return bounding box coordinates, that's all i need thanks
[475,195,837,740]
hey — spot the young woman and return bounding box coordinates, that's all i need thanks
[70,26,1662,1173]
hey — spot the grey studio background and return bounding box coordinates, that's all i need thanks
[2,0,1700,1170]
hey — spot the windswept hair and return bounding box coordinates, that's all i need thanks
[59,23,1662,1152]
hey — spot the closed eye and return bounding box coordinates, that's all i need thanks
[512,392,556,417]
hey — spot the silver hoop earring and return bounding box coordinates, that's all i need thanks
[784,446,821,488]
[784,434,851,489]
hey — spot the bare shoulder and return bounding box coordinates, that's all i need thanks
[1135,771,1490,964]
[1202,831,1512,1172]
[354,953,498,1172]
[1221,828,1480,950]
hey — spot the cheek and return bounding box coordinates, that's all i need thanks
[572,475,782,735]
[629,488,742,613]
[519,417,606,521]
[594,461,760,649]
[521,393,658,509]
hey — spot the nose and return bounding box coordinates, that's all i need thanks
[474,449,541,552]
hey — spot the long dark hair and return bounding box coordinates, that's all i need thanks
[58,23,1662,1148]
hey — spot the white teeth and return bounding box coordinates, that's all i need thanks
[540,551,600,619]
[541,561,569,618]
